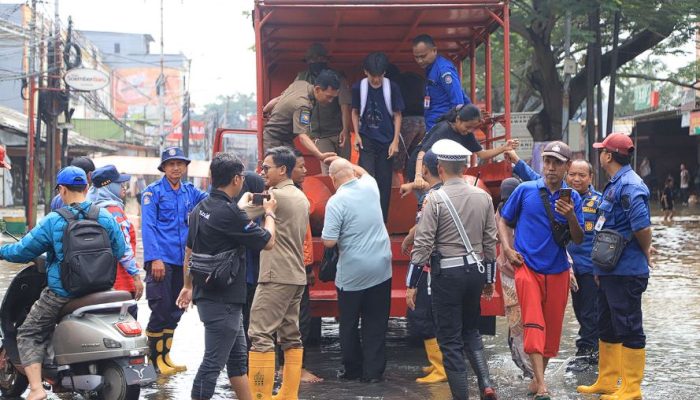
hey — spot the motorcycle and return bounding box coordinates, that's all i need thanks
[0,258,156,399]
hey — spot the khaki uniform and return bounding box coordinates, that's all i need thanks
[263,81,315,152]
[297,70,353,171]
[410,177,497,400]
[412,178,497,264]
[243,179,310,352]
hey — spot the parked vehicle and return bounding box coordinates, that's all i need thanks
[213,0,515,337]
[0,258,155,400]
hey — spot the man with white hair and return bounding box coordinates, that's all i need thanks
[322,157,392,383]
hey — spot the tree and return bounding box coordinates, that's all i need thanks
[195,93,256,130]
[509,0,698,141]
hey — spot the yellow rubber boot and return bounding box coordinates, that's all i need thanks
[602,347,645,400]
[416,338,447,384]
[577,341,622,394]
[162,329,187,372]
[146,331,176,376]
[249,351,276,400]
[272,348,304,400]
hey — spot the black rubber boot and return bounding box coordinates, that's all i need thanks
[567,346,596,372]
[445,368,469,400]
[464,330,496,399]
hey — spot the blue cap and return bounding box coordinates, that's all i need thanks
[422,149,439,172]
[158,147,190,172]
[92,165,131,188]
[56,166,88,187]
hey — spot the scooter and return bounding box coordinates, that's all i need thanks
[0,257,156,400]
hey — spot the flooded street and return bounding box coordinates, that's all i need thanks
[1,207,700,399]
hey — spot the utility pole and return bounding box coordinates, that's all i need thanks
[158,0,165,153]
[25,0,38,228]
[182,91,190,158]
[606,10,621,136]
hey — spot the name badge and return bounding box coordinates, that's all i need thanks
[424,96,431,109]
[594,215,606,231]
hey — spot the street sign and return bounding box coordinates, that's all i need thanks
[633,84,651,111]
[63,68,110,91]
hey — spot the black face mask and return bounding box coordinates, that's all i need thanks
[309,62,328,75]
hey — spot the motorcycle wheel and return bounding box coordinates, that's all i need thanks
[0,348,29,398]
[96,361,140,400]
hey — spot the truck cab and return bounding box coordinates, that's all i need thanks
[214,0,514,334]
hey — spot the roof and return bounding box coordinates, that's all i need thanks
[255,0,506,66]
[77,30,155,43]
[0,105,117,154]
[625,109,683,123]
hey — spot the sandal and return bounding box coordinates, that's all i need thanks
[533,393,551,400]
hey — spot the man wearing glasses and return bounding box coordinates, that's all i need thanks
[238,146,310,400]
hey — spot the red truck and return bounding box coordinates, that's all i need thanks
[213,0,514,337]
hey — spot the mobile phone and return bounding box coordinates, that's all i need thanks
[560,188,572,202]
[252,193,271,206]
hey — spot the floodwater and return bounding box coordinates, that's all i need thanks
[2,206,700,399]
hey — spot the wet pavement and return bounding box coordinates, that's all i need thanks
[1,206,700,399]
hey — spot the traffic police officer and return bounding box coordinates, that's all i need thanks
[578,133,652,400]
[142,146,208,375]
[263,69,342,164]
[412,34,472,132]
[509,151,603,370]
[410,139,497,400]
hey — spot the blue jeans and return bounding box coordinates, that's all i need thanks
[191,300,247,400]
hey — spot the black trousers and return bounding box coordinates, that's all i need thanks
[407,272,436,339]
[571,273,599,350]
[191,301,247,400]
[145,262,184,332]
[337,278,391,380]
[358,136,393,223]
[598,275,648,349]
[243,283,256,349]
[432,265,485,400]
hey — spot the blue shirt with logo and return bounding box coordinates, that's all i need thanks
[424,55,471,132]
[513,160,601,274]
[595,165,650,277]
[501,178,584,274]
[141,176,208,266]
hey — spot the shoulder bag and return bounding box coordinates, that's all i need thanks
[538,189,572,248]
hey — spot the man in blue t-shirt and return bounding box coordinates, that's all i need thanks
[351,52,405,222]
[498,141,584,399]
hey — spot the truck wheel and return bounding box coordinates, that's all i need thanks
[0,348,29,398]
[306,317,322,345]
[96,361,140,400]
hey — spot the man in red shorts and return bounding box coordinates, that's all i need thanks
[497,141,584,399]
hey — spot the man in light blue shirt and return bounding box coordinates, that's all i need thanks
[322,157,392,383]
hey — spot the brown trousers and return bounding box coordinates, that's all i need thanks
[248,282,305,353]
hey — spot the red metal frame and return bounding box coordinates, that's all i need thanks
[216,0,513,319]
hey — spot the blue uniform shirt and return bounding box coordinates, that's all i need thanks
[513,160,601,274]
[501,178,584,274]
[424,55,471,132]
[0,201,126,297]
[595,165,650,277]
[141,177,208,266]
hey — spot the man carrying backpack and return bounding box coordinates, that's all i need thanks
[0,166,126,400]
[351,52,405,222]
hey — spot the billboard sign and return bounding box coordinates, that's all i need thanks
[64,68,110,91]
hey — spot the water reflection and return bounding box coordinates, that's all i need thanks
[1,212,699,399]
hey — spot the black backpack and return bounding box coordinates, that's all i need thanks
[56,205,117,296]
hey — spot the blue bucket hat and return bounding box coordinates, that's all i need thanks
[92,165,131,188]
[56,166,88,188]
[158,147,190,172]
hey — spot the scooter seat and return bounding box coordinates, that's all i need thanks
[59,290,133,318]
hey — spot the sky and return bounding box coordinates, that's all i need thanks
[51,0,258,111]
[1,0,695,113]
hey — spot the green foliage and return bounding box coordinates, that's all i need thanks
[194,93,256,129]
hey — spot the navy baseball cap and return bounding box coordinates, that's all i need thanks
[92,165,131,188]
[56,166,88,188]
[158,146,190,172]
[422,149,439,172]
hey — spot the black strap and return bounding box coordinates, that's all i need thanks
[55,207,76,222]
[86,205,100,221]
[538,188,558,232]
[189,203,202,253]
